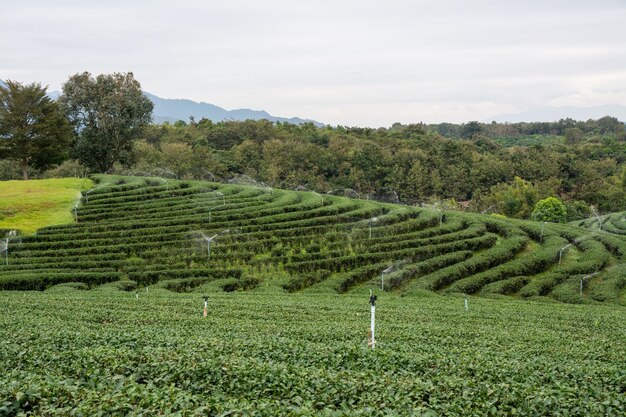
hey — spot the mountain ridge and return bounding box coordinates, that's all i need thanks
[143,92,323,126]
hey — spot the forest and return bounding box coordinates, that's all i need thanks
[1,76,625,222]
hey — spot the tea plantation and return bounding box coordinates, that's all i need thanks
[1,175,625,415]
[1,175,625,303]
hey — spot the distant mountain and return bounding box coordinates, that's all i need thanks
[486,105,626,123]
[1,79,322,126]
[143,92,323,126]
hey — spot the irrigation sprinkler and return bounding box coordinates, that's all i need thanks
[580,272,599,297]
[464,294,469,311]
[312,191,324,206]
[73,202,79,222]
[540,221,547,243]
[558,244,572,266]
[214,191,225,206]
[368,290,377,349]
[199,230,230,258]
[153,168,178,180]
[381,264,395,291]
[422,203,443,226]
[135,292,139,299]
[380,261,406,291]
[203,295,209,317]
[369,217,378,239]
[590,206,603,231]
[481,201,504,214]
[1,239,8,266]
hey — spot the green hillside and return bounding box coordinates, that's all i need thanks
[0,178,92,234]
[1,175,625,415]
[1,175,625,304]
[572,211,626,236]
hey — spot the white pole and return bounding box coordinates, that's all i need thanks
[369,291,377,349]
[579,278,583,297]
[464,294,469,311]
[203,296,208,317]
[381,272,384,290]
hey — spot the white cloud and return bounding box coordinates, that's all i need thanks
[1,0,625,126]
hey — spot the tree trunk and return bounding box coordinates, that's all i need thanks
[21,158,29,180]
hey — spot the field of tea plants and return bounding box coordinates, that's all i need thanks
[1,175,625,304]
[573,211,626,237]
[1,175,625,415]
[1,288,625,416]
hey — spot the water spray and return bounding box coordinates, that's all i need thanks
[199,230,230,259]
[540,221,547,243]
[381,264,394,291]
[1,239,8,266]
[369,217,378,239]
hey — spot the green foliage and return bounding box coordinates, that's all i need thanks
[0,290,624,415]
[0,175,623,306]
[532,197,567,223]
[130,118,626,214]
[0,81,73,179]
[59,72,153,172]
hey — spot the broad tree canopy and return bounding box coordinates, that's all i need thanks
[59,72,153,173]
[0,80,72,180]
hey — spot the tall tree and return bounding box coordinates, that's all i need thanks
[59,72,153,172]
[0,81,72,180]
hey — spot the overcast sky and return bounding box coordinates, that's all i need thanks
[2,0,625,126]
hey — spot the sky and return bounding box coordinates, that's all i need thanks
[1,0,625,127]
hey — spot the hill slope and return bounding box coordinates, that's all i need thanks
[1,175,624,304]
[0,178,92,234]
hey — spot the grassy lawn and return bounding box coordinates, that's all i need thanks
[0,178,92,234]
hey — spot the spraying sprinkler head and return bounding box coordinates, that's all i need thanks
[369,294,377,306]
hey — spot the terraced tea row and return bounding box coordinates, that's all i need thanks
[1,175,624,303]
[574,211,626,236]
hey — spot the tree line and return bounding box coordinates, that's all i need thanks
[1,73,625,222]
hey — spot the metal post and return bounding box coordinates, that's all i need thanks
[369,291,377,349]
[203,295,208,317]
[579,279,583,297]
[208,208,212,223]
[464,294,469,311]
[381,272,384,290]
[580,272,599,297]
